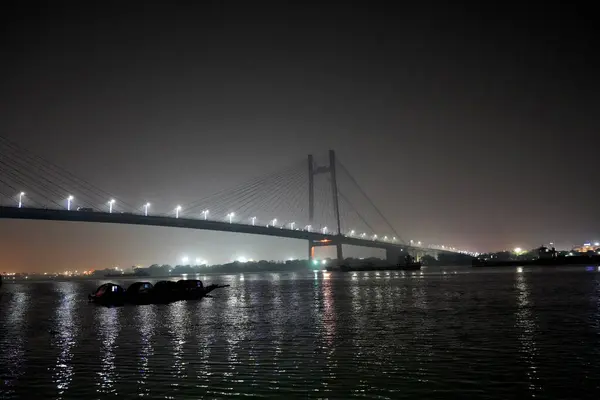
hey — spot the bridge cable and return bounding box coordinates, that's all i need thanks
[0,136,136,211]
[336,159,402,241]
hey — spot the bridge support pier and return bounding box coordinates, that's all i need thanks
[336,242,343,265]
[308,238,344,266]
[307,150,344,266]
[308,241,315,263]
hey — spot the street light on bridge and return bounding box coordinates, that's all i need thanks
[348,230,355,237]
[18,192,25,208]
[144,202,150,216]
[108,199,115,213]
[175,205,182,218]
[289,222,295,230]
[384,236,388,241]
[227,212,235,223]
[67,195,74,211]
[269,218,277,227]
[201,209,209,220]
[322,226,328,234]
[392,237,397,242]
[251,216,257,225]
[305,224,312,232]
[372,234,378,241]
[361,233,367,238]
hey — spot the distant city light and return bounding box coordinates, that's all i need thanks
[514,247,523,255]
[18,192,25,208]
[595,242,600,246]
[321,259,327,265]
[175,205,182,218]
[182,256,189,264]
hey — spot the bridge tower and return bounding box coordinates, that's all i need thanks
[308,150,344,265]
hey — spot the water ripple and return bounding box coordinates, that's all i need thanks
[1,269,600,398]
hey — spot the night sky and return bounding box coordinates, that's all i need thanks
[0,1,597,272]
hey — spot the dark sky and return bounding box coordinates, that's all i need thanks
[0,1,597,272]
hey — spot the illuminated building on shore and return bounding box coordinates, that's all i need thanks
[572,242,600,253]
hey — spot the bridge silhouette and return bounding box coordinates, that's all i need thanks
[0,136,455,263]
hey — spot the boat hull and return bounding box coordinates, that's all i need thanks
[327,263,422,272]
[88,280,229,307]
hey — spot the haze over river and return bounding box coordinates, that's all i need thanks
[1,266,600,399]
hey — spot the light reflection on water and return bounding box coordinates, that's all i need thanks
[168,301,187,384]
[136,305,155,397]
[515,270,541,396]
[95,306,120,395]
[1,268,600,398]
[52,282,77,398]
[0,288,29,398]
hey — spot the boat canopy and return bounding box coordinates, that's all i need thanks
[93,283,124,296]
[127,282,153,293]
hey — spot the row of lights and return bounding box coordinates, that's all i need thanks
[15,194,386,237]
[11,192,449,250]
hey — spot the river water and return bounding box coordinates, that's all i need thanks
[1,266,599,399]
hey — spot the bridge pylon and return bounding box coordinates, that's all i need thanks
[308,150,344,265]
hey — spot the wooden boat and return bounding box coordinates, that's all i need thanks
[88,279,229,307]
[151,280,180,304]
[125,281,154,304]
[88,283,126,306]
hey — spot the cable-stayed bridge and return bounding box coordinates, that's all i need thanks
[0,136,457,263]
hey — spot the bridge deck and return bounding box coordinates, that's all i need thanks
[0,206,436,253]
